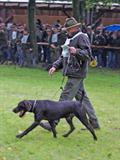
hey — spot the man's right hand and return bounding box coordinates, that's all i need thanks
[49,67,56,75]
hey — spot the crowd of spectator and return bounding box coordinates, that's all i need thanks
[0,17,120,69]
[87,26,120,69]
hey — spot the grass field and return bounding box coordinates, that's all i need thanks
[0,65,120,160]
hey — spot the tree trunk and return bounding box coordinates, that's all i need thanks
[28,0,38,66]
[72,0,80,22]
[72,0,86,23]
[79,0,86,23]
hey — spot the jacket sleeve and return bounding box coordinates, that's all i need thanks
[75,34,92,61]
[52,56,63,70]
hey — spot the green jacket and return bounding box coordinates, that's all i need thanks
[53,31,92,78]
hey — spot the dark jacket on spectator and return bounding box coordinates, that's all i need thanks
[93,31,107,46]
[0,30,7,47]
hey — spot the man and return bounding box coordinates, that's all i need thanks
[49,17,100,129]
[0,23,8,64]
[42,17,100,131]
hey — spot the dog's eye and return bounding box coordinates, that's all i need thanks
[17,106,24,110]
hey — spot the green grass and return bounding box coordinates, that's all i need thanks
[0,65,120,160]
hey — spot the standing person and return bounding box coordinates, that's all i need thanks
[115,30,120,68]
[21,29,31,67]
[86,26,95,44]
[48,17,100,130]
[93,29,107,68]
[10,24,19,64]
[0,23,8,64]
[49,25,60,62]
[42,28,52,68]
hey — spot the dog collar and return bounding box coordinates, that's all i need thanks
[31,100,37,112]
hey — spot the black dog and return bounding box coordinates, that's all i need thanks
[13,100,97,140]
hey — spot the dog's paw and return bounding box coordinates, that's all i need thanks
[62,134,68,137]
[94,136,98,141]
[16,134,23,139]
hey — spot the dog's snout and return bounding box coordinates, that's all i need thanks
[12,107,18,113]
[12,108,15,112]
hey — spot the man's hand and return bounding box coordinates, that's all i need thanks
[69,47,77,55]
[49,67,56,75]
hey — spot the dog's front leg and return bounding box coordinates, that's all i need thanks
[16,121,39,139]
[49,121,57,138]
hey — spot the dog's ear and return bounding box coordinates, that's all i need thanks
[23,100,32,111]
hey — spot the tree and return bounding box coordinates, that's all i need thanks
[72,0,80,22]
[86,0,119,7]
[72,0,87,23]
[28,0,38,66]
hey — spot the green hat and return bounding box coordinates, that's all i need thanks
[63,17,81,30]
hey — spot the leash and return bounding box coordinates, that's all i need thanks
[60,76,66,91]
[60,53,70,91]
[50,87,61,99]
[50,74,66,99]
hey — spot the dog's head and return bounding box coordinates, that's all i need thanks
[12,100,32,118]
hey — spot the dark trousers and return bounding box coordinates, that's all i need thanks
[59,77,99,122]
[43,46,51,64]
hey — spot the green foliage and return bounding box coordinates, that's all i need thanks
[86,0,119,8]
[43,0,119,2]
[43,0,119,8]
[0,66,120,160]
